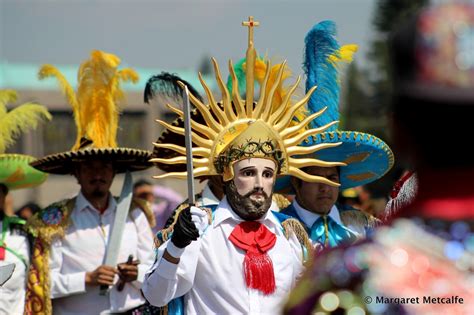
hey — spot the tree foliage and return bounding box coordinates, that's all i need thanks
[340,0,429,197]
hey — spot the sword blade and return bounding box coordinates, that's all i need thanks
[0,263,15,286]
[183,85,196,205]
[100,170,133,295]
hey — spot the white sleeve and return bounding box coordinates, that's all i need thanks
[129,208,155,288]
[142,238,201,307]
[49,238,86,298]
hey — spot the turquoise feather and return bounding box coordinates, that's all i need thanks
[226,57,248,95]
[304,20,341,131]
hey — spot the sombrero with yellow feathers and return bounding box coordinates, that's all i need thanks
[0,90,51,190]
[30,50,152,174]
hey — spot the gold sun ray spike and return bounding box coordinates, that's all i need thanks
[152,16,346,186]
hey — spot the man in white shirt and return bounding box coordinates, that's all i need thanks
[25,50,155,315]
[39,160,155,315]
[27,158,155,315]
[140,15,348,312]
[143,158,307,314]
[0,184,30,315]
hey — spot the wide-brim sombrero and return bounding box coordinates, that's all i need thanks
[30,147,153,175]
[275,130,394,192]
[31,50,153,176]
[0,154,48,190]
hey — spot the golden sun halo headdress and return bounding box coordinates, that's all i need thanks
[151,17,345,186]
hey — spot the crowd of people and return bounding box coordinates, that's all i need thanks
[1,2,472,315]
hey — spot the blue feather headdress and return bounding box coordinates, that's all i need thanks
[304,20,340,131]
[275,21,394,190]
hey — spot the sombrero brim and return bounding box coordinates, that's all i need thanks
[0,154,48,190]
[275,130,394,192]
[30,147,153,175]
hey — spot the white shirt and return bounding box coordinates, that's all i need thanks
[0,220,29,315]
[197,184,220,207]
[49,192,155,315]
[292,200,365,244]
[143,197,304,315]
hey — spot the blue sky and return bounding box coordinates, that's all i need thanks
[1,0,376,75]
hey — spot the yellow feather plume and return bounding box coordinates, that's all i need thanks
[38,64,81,145]
[329,44,358,64]
[76,50,139,150]
[108,68,139,143]
[254,58,292,112]
[0,90,18,118]
[252,58,307,125]
[0,90,52,153]
[39,50,139,150]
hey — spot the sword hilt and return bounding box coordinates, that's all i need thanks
[99,284,109,296]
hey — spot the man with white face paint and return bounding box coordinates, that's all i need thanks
[143,155,310,314]
[226,158,276,221]
[142,17,345,314]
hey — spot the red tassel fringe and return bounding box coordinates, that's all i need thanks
[243,250,276,295]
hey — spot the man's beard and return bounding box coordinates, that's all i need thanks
[90,180,108,198]
[91,189,108,198]
[225,180,273,221]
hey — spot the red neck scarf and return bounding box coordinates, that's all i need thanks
[229,221,277,295]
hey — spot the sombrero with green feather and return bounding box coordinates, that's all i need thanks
[276,21,394,191]
[0,90,51,190]
[30,50,152,175]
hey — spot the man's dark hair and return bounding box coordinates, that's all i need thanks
[0,184,8,196]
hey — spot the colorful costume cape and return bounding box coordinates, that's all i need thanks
[24,197,154,315]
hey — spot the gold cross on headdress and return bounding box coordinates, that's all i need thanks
[242,16,260,115]
[242,16,260,47]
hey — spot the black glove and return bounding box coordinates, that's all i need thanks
[171,207,199,248]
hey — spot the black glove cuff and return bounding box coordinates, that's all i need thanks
[171,207,199,248]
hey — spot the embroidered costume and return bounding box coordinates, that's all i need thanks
[0,89,51,314]
[26,51,155,315]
